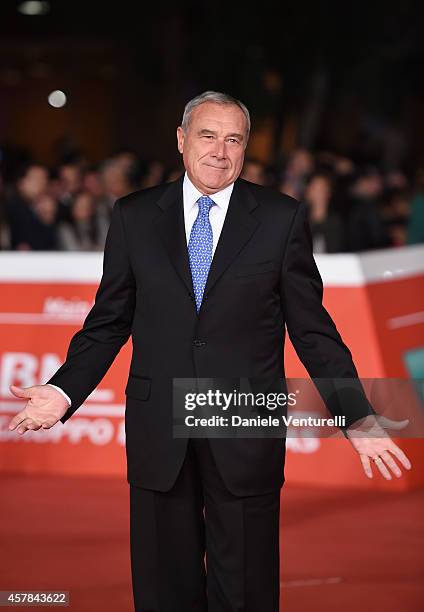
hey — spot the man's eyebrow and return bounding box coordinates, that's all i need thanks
[198,129,217,136]
[197,129,244,140]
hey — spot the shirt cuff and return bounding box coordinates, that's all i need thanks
[47,384,72,407]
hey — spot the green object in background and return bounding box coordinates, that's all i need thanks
[403,347,424,408]
[407,194,424,244]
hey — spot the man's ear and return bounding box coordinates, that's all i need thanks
[176,126,184,154]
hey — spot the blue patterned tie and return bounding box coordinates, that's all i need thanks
[188,195,215,311]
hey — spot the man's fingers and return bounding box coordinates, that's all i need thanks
[27,420,42,431]
[8,412,27,431]
[18,418,44,434]
[387,443,412,470]
[41,420,57,430]
[380,451,402,478]
[360,455,373,478]
[11,415,55,433]
[9,385,32,399]
[373,457,392,480]
[16,418,34,434]
[10,413,58,433]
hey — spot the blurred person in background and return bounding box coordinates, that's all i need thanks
[328,155,357,227]
[316,152,356,209]
[5,163,57,250]
[164,165,184,182]
[385,170,409,191]
[139,159,165,188]
[32,192,59,247]
[382,189,411,247]
[97,152,147,227]
[304,172,344,253]
[83,165,106,200]
[279,147,314,199]
[55,162,84,222]
[346,165,390,252]
[114,151,147,192]
[99,156,137,218]
[241,157,266,185]
[57,190,108,251]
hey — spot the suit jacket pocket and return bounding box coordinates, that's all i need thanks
[125,375,151,401]
[235,260,276,278]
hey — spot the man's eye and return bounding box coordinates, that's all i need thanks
[202,135,213,139]
[228,139,239,144]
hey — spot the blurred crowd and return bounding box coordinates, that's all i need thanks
[0,148,423,253]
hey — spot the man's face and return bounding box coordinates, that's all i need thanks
[176,102,248,194]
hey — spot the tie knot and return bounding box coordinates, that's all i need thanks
[197,195,215,215]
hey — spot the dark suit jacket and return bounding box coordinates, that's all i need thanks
[47,175,370,496]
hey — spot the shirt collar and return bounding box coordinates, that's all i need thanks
[183,171,234,215]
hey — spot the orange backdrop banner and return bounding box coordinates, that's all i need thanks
[1,247,423,490]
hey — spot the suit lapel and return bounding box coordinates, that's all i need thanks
[153,176,260,303]
[204,179,260,298]
[153,175,194,296]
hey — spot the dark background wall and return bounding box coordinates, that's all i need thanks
[0,0,422,170]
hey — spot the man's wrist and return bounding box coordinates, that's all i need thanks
[47,384,72,407]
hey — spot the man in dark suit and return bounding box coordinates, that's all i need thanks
[9,91,411,611]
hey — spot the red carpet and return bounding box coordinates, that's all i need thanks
[1,475,422,611]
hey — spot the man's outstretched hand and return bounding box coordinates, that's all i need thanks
[346,415,412,480]
[8,385,70,435]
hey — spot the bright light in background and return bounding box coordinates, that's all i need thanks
[48,90,67,108]
[18,1,50,16]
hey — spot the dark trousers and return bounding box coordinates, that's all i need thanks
[129,438,281,611]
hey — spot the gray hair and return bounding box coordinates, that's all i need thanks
[181,90,251,141]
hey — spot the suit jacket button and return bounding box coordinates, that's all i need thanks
[193,339,206,347]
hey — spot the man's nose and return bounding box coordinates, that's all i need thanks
[212,139,226,159]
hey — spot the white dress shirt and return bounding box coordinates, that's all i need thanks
[48,172,234,409]
[183,171,234,254]
[49,384,72,406]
